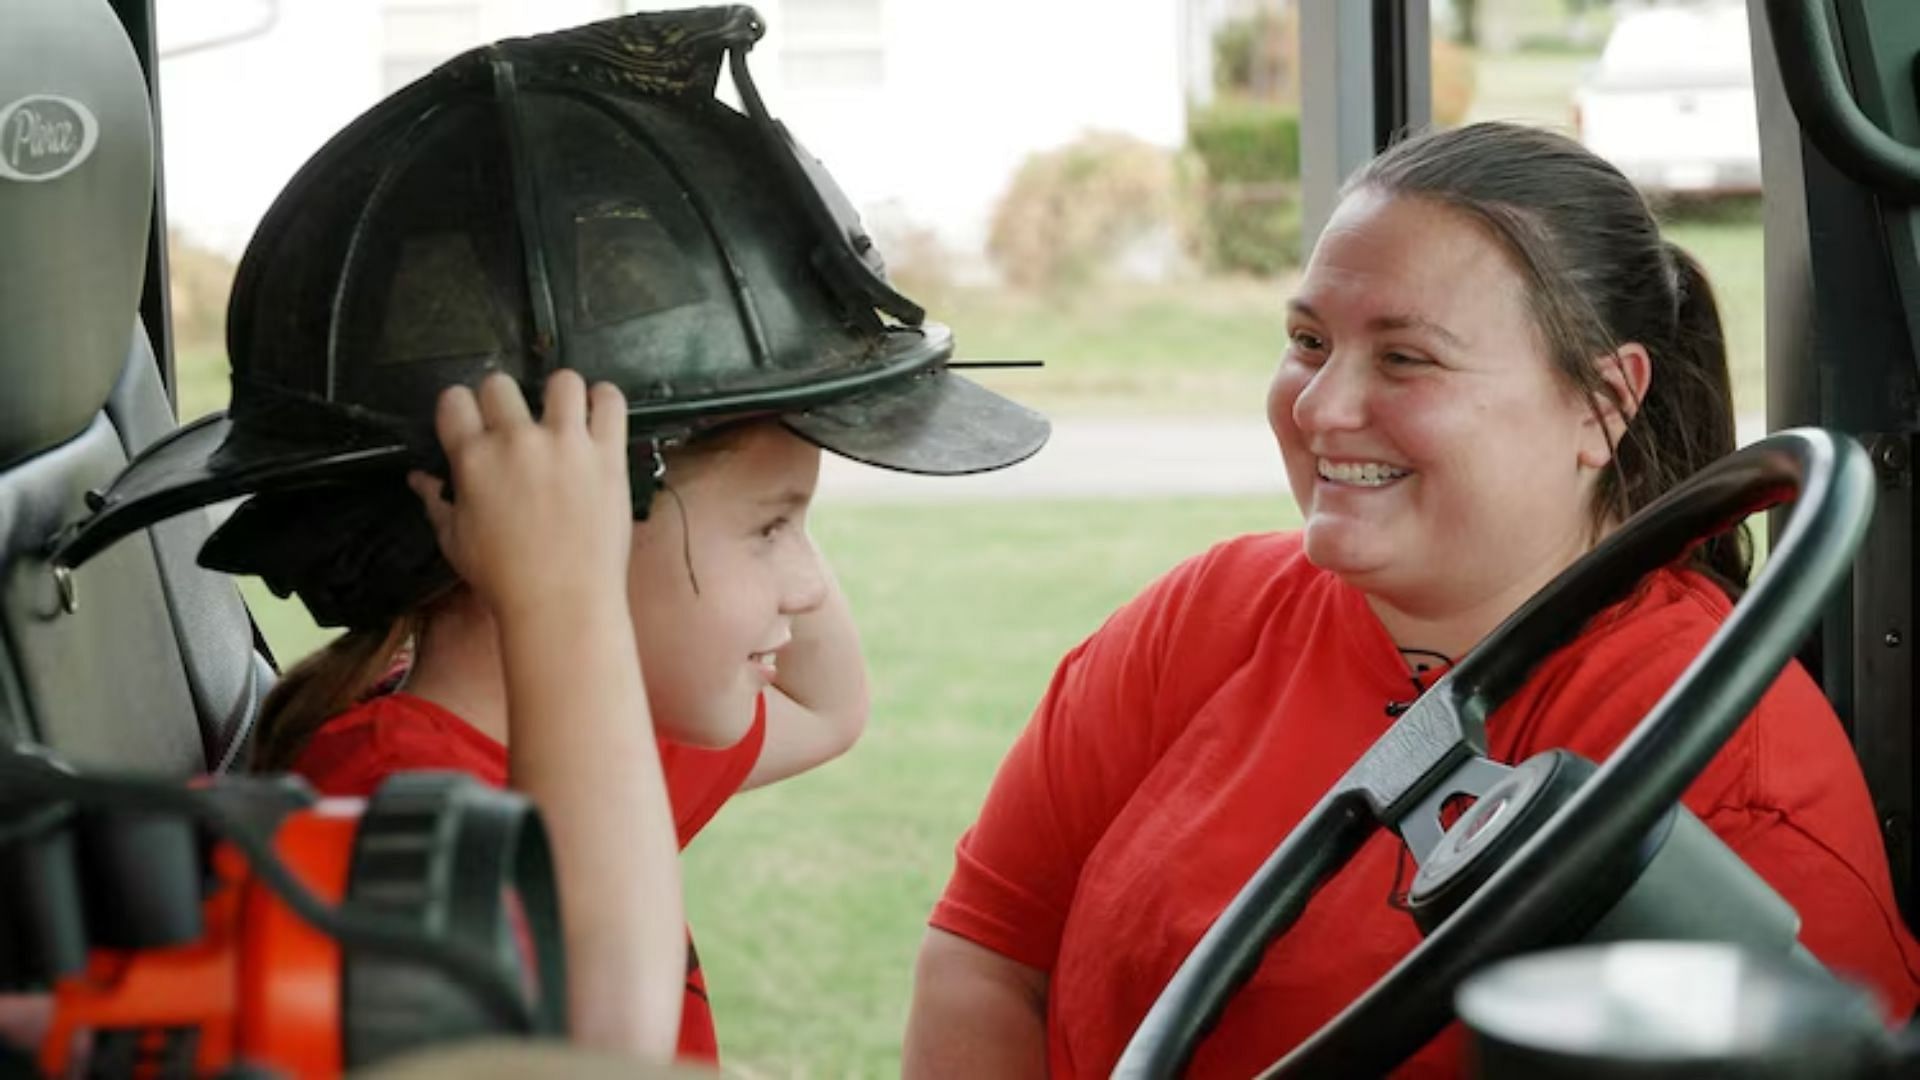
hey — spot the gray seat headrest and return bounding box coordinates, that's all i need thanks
[0,0,155,468]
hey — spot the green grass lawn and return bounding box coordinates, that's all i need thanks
[856,276,1290,419]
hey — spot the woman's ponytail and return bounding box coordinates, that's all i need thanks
[1642,241,1752,595]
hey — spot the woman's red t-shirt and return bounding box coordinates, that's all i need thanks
[932,532,1920,1078]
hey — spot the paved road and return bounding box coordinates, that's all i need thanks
[818,417,1289,503]
[817,413,1769,503]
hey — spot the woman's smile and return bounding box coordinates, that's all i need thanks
[1315,457,1413,488]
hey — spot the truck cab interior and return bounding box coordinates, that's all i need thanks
[3,0,1919,1076]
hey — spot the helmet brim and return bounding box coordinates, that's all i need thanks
[782,369,1050,476]
[53,351,1050,572]
[49,412,416,571]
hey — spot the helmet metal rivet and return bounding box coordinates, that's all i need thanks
[52,564,77,616]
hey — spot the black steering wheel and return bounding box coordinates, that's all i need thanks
[1114,428,1877,1077]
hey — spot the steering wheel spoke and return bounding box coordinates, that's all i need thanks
[1395,754,1517,866]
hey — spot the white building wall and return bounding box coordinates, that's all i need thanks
[158,0,385,255]
[156,0,1186,278]
[768,0,1187,280]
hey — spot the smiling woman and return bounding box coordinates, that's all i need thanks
[904,122,1920,1079]
[1273,188,1630,659]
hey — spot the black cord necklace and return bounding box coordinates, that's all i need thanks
[1384,647,1455,718]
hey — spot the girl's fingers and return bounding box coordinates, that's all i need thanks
[543,369,589,433]
[587,380,629,450]
[435,384,484,456]
[477,372,534,431]
[407,470,456,544]
[405,468,443,503]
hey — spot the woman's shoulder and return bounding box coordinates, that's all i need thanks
[1196,528,1308,566]
[1155,530,1314,602]
[1105,530,1317,641]
[1500,567,1841,807]
[1061,531,1334,705]
[1529,566,1739,675]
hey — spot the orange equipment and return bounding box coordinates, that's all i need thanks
[0,760,564,1079]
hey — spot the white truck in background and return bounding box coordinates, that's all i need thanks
[1574,1,1761,196]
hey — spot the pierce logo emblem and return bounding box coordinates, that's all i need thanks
[0,95,100,182]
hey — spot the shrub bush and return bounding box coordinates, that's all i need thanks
[1183,32,1475,276]
[1212,5,1298,104]
[986,132,1197,291]
[1202,191,1301,278]
[1186,101,1300,276]
[1188,100,1301,184]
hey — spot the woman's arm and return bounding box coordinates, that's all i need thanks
[415,372,683,1060]
[903,929,1049,1079]
[746,549,869,790]
[905,546,1245,1074]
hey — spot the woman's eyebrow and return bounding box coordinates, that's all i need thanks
[1370,314,1467,350]
[1289,300,1466,350]
[757,488,812,510]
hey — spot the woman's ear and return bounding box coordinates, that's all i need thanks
[1577,343,1652,469]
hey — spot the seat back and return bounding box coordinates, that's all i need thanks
[0,0,270,775]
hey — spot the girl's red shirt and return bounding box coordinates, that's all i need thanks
[292,690,767,1064]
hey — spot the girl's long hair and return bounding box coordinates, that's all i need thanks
[250,613,425,772]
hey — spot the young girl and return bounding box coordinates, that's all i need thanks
[53,8,1048,1066]
[271,377,864,1062]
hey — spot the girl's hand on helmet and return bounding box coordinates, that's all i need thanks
[407,371,632,621]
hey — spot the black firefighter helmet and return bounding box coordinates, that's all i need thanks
[52,5,1048,628]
